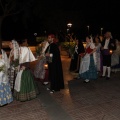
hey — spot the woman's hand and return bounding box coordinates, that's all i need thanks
[21,66,26,70]
[79,53,85,58]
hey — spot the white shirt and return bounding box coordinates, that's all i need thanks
[75,45,78,54]
[104,39,110,49]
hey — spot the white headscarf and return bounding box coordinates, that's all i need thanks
[9,39,19,69]
[11,40,19,60]
[1,49,10,70]
[19,47,36,64]
[90,36,97,65]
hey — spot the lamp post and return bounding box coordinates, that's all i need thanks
[87,25,89,35]
[101,28,103,35]
[67,23,72,57]
[34,32,37,42]
[67,28,69,33]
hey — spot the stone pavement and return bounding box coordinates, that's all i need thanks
[1,56,120,120]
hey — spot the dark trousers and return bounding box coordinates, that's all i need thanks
[103,55,111,67]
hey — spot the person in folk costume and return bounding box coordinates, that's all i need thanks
[79,36,98,83]
[101,31,116,79]
[0,51,13,106]
[34,39,50,85]
[0,48,10,71]
[8,40,19,92]
[111,39,120,73]
[45,34,64,93]
[69,37,85,72]
[94,36,102,73]
[14,39,39,101]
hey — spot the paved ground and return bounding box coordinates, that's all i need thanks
[1,55,120,120]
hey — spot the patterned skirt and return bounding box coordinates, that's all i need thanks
[34,58,46,79]
[80,55,98,80]
[14,69,39,102]
[8,68,17,91]
[0,82,13,106]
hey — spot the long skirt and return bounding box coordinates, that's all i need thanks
[14,69,38,102]
[80,55,98,80]
[0,82,13,106]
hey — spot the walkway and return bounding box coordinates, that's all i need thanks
[1,56,120,120]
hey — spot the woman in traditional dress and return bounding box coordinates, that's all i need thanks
[111,39,120,72]
[0,51,13,106]
[79,36,98,83]
[34,40,49,85]
[94,36,102,73]
[8,40,19,92]
[14,39,39,101]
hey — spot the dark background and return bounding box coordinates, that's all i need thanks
[1,0,120,44]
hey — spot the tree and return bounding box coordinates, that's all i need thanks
[0,0,34,47]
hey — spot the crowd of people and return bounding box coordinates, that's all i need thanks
[0,31,120,106]
[70,31,120,82]
[0,34,64,106]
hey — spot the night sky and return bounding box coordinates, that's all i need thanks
[1,0,120,41]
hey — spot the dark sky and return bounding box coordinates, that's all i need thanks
[2,0,120,40]
[41,0,120,35]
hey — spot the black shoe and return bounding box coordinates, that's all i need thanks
[100,76,105,78]
[106,77,110,80]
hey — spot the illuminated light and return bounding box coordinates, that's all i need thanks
[110,50,113,54]
[44,64,48,69]
[67,23,72,27]
[34,33,37,36]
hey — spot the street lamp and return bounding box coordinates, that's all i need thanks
[34,33,37,36]
[67,23,72,58]
[67,23,72,28]
[87,25,89,34]
[101,28,103,35]
[67,23,72,33]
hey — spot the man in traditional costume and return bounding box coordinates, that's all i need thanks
[45,34,64,93]
[101,31,116,79]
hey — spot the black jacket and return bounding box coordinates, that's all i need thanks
[101,38,116,50]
